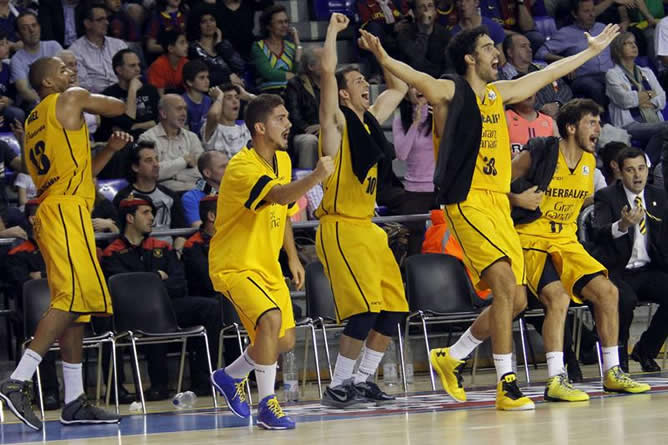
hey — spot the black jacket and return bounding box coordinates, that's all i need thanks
[6,240,46,304]
[284,75,320,137]
[38,1,84,47]
[397,23,450,78]
[182,230,216,298]
[510,136,560,225]
[590,182,668,273]
[101,236,188,299]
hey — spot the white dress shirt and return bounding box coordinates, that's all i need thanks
[611,185,651,269]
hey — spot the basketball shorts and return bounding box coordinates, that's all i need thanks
[210,270,295,344]
[315,216,408,322]
[519,234,607,303]
[443,190,526,291]
[33,195,112,323]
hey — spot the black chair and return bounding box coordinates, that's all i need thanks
[108,272,217,414]
[403,254,481,391]
[22,279,118,419]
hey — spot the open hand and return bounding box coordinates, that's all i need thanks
[586,23,620,54]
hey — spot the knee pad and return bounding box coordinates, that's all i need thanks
[373,311,406,337]
[343,312,378,341]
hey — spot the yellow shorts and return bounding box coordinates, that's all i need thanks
[210,271,295,344]
[520,234,607,304]
[315,216,408,322]
[33,195,112,323]
[443,190,526,291]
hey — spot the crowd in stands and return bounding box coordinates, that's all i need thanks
[0,0,667,406]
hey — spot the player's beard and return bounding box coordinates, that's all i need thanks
[576,131,596,153]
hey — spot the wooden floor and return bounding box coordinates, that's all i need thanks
[3,369,668,445]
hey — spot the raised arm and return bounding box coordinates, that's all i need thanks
[358,29,454,107]
[56,87,126,131]
[319,13,348,157]
[495,24,619,105]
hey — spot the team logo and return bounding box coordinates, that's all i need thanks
[153,248,163,258]
[487,89,496,101]
[582,165,590,175]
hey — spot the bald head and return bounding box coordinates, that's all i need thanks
[158,94,188,129]
[28,57,63,93]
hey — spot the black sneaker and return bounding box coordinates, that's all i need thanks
[353,381,395,405]
[60,394,121,425]
[321,383,365,409]
[0,379,42,431]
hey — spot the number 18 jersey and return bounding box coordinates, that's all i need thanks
[24,93,95,207]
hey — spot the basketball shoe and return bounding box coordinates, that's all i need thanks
[496,372,535,411]
[544,373,589,402]
[430,348,466,402]
[603,366,651,393]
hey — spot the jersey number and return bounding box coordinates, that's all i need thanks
[366,177,377,195]
[550,222,563,233]
[29,141,50,175]
[482,157,497,176]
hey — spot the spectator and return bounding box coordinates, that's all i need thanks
[92,187,120,234]
[392,86,437,255]
[105,0,141,42]
[0,137,20,214]
[181,150,228,227]
[6,200,61,411]
[69,3,128,93]
[182,60,211,135]
[397,0,450,78]
[436,0,458,29]
[10,10,63,106]
[0,30,24,131]
[97,48,160,141]
[145,0,187,57]
[500,33,573,118]
[536,0,614,107]
[606,32,668,164]
[0,0,22,52]
[591,146,668,372]
[139,94,204,192]
[186,6,245,87]
[112,140,188,249]
[599,140,626,185]
[284,47,322,169]
[251,4,301,93]
[147,30,189,95]
[37,0,84,48]
[451,0,507,65]
[201,84,252,158]
[102,194,221,399]
[505,80,559,156]
[215,0,273,61]
[56,49,101,135]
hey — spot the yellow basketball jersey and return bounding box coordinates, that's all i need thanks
[24,93,95,208]
[315,122,377,220]
[516,150,595,239]
[209,147,297,282]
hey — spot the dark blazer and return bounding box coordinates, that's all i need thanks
[284,74,320,137]
[590,181,668,273]
[38,1,85,47]
[397,23,450,78]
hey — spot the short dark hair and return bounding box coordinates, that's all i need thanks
[112,48,138,74]
[259,4,288,38]
[335,64,362,90]
[244,94,285,138]
[182,59,209,85]
[16,10,38,24]
[502,33,516,60]
[159,29,185,53]
[556,98,602,138]
[220,82,241,94]
[198,195,218,225]
[570,0,594,13]
[28,57,58,92]
[600,141,627,183]
[118,193,155,232]
[447,26,491,76]
[197,151,216,176]
[84,1,108,21]
[616,146,647,170]
[126,140,156,182]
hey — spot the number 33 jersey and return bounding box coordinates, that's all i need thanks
[24,93,95,207]
[515,150,596,240]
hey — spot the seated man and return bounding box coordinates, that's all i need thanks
[101,195,222,399]
[591,146,668,372]
[201,84,254,159]
[139,94,204,192]
[181,151,228,227]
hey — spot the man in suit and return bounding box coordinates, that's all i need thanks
[592,146,668,372]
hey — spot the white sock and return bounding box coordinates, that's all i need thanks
[330,354,356,387]
[10,349,42,382]
[224,349,256,379]
[493,353,514,381]
[602,346,620,372]
[254,362,277,401]
[546,352,565,378]
[62,362,84,404]
[448,328,483,360]
[353,345,384,384]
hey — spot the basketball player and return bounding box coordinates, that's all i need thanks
[209,94,333,430]
[317,14,409,408]
[512,99,650,400]
[0,57,131,430]
[359,23,619,409]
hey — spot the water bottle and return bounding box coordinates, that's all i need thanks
[403,339,414,384]
[172,391,197,409]
[383,340,399,385]
[282,350,299,402]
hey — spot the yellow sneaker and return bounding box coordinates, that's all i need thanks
[496,373,535,411]
[544,373,589,402]
[430,348,466,402]
[603,366,651,394]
